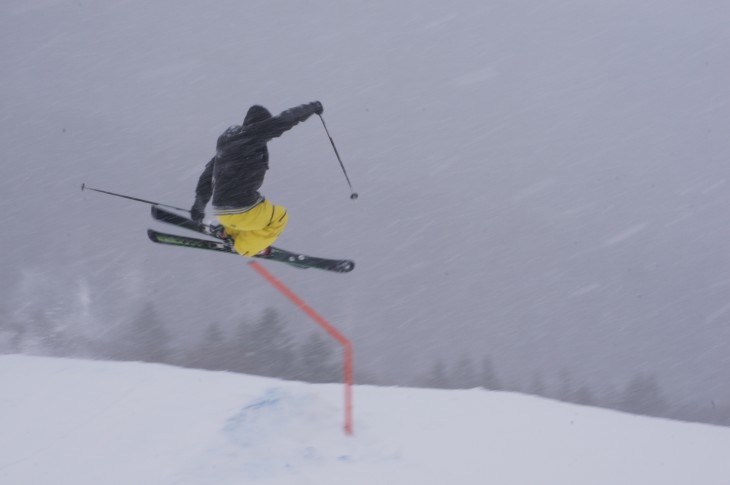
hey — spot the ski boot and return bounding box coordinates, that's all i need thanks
[208,224,234,248]
[256,247,271,257]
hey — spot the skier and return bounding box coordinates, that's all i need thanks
[190,101,324,257]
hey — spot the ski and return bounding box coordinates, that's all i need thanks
[147,229,354,272]
[149,207,355,273]
[147,229,235,254]
[151,205,224,238]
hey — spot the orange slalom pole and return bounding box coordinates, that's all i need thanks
[248,261,354,435]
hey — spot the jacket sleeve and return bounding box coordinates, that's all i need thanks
[193,157,215,209]
[249,102,320,141]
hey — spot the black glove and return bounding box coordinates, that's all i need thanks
[190,203,205,223]
[312,101,323,115]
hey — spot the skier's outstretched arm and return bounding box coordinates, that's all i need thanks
[252,101,323,140]
[191,157,214,222]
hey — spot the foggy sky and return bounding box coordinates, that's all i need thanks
[1,0,729,403]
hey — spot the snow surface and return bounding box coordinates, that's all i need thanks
[1,356,729,484]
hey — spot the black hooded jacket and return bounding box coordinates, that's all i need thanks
[193,102,320,213]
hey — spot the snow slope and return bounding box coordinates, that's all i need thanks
[1,356,729,484]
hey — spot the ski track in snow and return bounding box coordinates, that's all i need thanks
[176,386,401,484]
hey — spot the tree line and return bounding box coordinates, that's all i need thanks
[0,300,728,427]
[417,355,730,426]
[0,302,341,384]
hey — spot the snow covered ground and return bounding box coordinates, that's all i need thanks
[1,356,729,484]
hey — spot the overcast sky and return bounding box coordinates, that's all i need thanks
[1,0,729,403]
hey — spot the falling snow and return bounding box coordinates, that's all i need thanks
[1,0,730,443]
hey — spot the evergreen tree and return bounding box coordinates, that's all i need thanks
[527,371,547,396]
[452,354,478,389]
[41,320,80,358]
[425,359,449,389]
[231,308,294,378]
[620,372,668,416]
[296,331,340,383]
[189,322,229,371]
[478,355,502,390]
[557,368,575,402]
[0,307,22,354]
[20,309,54,355]
[108,301,171,363]
[599,381,623,410]
[573,383,596,406]
[226,318,255,373]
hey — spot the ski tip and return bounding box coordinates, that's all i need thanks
[81,183,85,191]
[146,228,157,241]
[339,260,355,273]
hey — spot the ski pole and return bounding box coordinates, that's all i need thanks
[81,183,191,212]
[318,114,358,200]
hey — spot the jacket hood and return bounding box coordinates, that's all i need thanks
[243,105,272,125]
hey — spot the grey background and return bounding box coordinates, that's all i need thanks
[1,0,729,403]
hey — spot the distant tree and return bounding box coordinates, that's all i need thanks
[425,359,450,389]
[557,368,575,402]
[573,383,596,406]
[230,308,294,378]
[256,308,295,378]
[452,354,479,389]
[666,398,730,428]
[707,400,730,427]
[0,307,22,354]
[296,332,340,383]
[620,372,668,417]
[717,402,730,427]
[479,356,503,390]
[18,309,55,355]
[188,322,230,371]
[597,381,622,410]
[527,371,547,397]
[108,301,171,363]
[226,318,254,373]
[41,320,81,358]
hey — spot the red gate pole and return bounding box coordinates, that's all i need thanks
[248,261,354,435]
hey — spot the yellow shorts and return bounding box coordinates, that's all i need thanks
[216,200,288,257]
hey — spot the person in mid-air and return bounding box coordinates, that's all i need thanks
[190,101,323,257]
